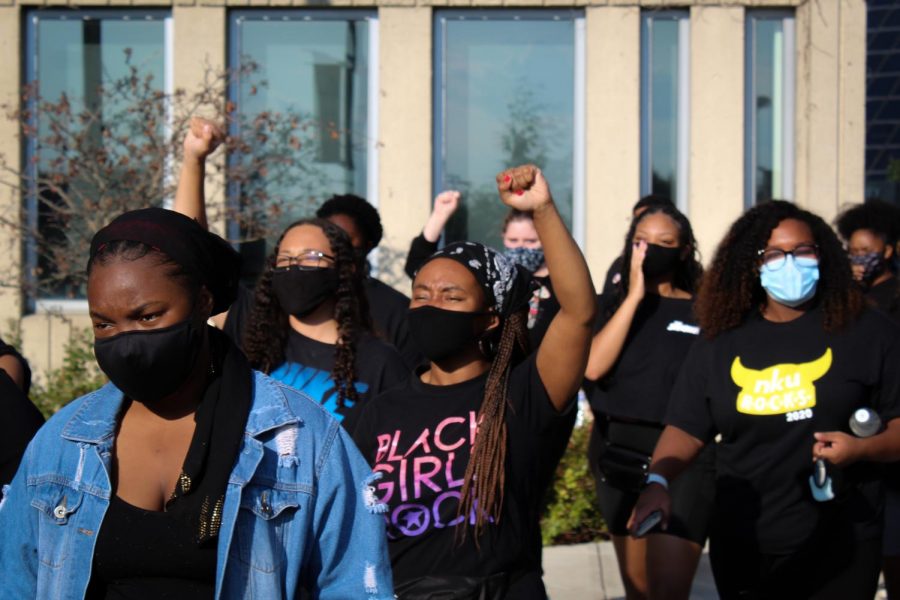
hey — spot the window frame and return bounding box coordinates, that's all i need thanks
[744,9,796,208]
[23,8,173,313]
[226,9,380,248]
[432,9,586,247]
[640,9,690,213]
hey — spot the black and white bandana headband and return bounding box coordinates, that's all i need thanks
[424,241,535,317]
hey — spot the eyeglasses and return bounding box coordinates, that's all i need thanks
[275,250,335,270]
[757,244,819,271]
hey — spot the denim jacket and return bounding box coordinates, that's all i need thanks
[0,372,394,599]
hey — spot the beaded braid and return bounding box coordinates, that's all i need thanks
[458,309,530,542]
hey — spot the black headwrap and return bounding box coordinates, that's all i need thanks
[423,241,536,317]
[89,207,249,547]
[89,207,241,314]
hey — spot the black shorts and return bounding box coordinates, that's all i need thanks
[588,416,715,544]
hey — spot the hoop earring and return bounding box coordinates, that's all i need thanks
[477,336,497,360]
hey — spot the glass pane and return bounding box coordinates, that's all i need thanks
[233,18,369,246]
[439,18,574,249]
[32,16,166,299]
[644,16,680,202]
[751,18,784,204]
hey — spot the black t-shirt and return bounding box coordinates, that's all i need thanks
[0,368,44,485]
[0,336,32,395]
[666,306,900,553]
[587,294,700,423]
[867,277,900,323]
[350,356,575,595]
[223,285,408,424]
[365,276,423,369]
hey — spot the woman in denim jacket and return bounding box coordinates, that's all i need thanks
[0,208,393,600]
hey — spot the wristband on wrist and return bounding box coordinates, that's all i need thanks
[645,473,669,490]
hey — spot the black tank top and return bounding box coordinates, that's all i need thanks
[86,495,216,599]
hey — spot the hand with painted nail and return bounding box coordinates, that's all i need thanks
[423,190,461,243]
[496,164,552,212]
[184,116,225,162]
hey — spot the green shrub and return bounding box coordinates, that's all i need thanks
[31,328,107,418]
[541,418,607,545]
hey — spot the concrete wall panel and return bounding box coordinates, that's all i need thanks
[689,5,744,262]
[584,6,640,287]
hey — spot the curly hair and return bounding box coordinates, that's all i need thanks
[242,218,372,409]
[316,194,383,251]
[696,200,863,338]
[835,200,900,246]
[458,308,531,542]
[606,204,703,317]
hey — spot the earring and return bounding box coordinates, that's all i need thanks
[477,336,497,360]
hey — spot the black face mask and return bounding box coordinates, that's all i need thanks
[94,319,203,403]
[407,306,488,363]
[272,266,339,318]
[641,244,683,279]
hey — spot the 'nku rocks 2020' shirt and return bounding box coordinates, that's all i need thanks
[666,306,900,554]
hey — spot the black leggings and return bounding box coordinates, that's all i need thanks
[709,530,882,600]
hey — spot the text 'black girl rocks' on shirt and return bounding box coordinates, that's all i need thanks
[351,355,574,598]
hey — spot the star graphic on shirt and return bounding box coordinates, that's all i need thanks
[403,507,426,529]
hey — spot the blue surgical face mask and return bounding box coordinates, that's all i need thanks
[503,246,545,274]
[759,255,820,308]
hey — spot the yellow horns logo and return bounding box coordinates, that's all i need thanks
[731,349,832,416]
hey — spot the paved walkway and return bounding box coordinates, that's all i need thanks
[542,541,887,599]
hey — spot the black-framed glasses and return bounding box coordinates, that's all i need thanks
[758,244,819,271]
[275,250,335,270]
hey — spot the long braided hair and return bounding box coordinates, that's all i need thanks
[460,301,531,541]
[242,218,372,409]
[696,200,862,338]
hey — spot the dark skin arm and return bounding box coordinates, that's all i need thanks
[813,417,900,465]
[0,354,26,391]
[496,165,596,411]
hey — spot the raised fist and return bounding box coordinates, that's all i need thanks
[433,190,461,220]
[496,165,552,212]
[184,116,225,162]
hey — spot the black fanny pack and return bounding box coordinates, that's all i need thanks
[594,418,654,493]
[596,442,651,493]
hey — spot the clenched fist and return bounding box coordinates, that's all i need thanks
[496,165,553,212]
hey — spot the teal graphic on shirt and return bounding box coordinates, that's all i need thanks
[270,362,369,422]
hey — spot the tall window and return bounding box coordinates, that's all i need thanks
[229,11,376,260]
[434,10,585,249]
[745,10,795,207]
[24,10,171,307]
[865,0,900,203]
[641,10,690,212]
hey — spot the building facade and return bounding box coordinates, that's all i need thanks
[0,0,867,376]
